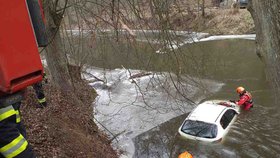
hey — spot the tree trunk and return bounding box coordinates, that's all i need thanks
[43,0,73,92]
[231,0,239,14]
[43,0,84,106]
[247,0,280,88]
[202,0,205,17]
[149,0,155,16]
[111,0,120,41]
[212,0,220,7]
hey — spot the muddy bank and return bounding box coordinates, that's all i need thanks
[21,80,119,158]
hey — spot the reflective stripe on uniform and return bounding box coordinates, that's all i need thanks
[38,97,46,104]
[0,134,28,158]
[0,105,16,121]
[15,110,20,123]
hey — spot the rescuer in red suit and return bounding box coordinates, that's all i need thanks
[233,86,254,110]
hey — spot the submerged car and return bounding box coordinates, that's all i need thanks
[178,100,240,142]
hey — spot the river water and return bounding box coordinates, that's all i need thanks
[132,39,280,158]
[82,32,280,158]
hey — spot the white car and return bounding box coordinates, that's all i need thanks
[178,100,240,142]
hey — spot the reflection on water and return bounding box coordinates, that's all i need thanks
[79,32,280,158]
[84,37,262,80]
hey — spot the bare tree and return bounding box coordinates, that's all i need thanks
[42,0,216,101]
[43,0,68,88]
[247,0,280,88]
[43,0,85,106]
[202,0,205,17]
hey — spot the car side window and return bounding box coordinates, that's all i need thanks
[220,109,237,129]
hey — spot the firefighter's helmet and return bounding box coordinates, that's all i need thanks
[236,86,245,94]
[178,151,193,158]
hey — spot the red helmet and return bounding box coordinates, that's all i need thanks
[236,86,245,94]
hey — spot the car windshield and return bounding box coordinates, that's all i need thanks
[181,120,218,138]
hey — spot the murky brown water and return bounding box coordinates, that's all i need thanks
[79,33,280,158]
[131,39,280,158]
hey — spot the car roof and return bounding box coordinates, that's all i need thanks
[187,101,227,124]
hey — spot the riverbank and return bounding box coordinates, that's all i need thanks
[21,80,119,157]
[187,9,255,35]
[126,9,254,36]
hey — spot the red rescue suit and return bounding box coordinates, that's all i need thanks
[236,91,253,110]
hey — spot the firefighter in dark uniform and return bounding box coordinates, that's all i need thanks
[0,91,36,158]
[32,73,47,108]
[32,82,46,108]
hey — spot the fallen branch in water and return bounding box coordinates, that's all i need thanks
[129,72,153,79]
[83,71,105,83]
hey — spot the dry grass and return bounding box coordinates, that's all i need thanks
[172,8,255,34]
[129,4,255,35]
[204,9,255,34]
